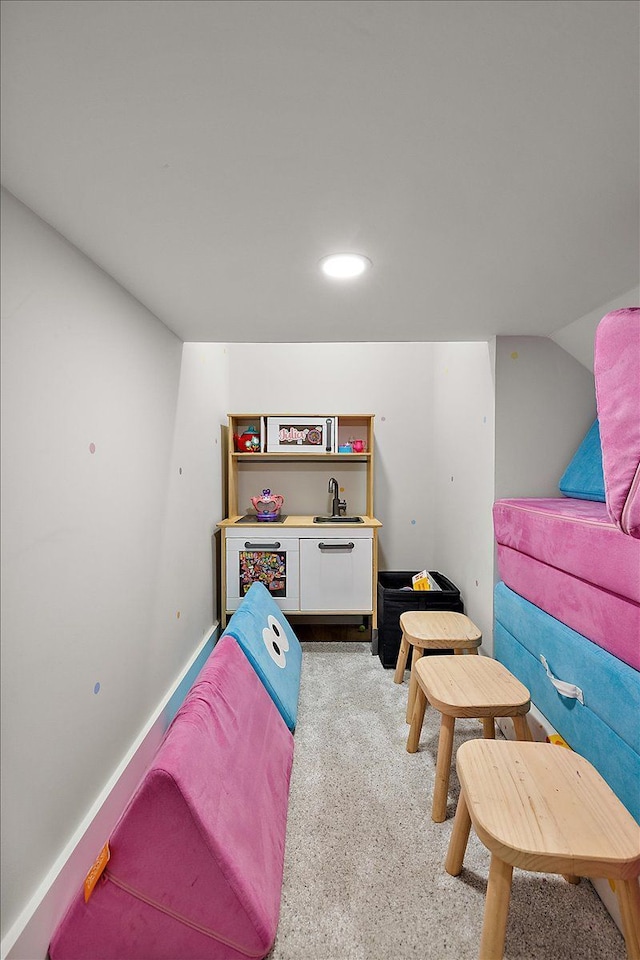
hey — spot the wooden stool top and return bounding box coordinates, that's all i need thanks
[456,739,640,880]
[399,610,481,648]
[414,654,530,717]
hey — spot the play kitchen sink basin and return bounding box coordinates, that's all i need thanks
[313,516,364,523]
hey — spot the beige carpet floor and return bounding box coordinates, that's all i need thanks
[267,641,627,960]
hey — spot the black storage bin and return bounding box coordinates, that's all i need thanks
[377,571,464,668]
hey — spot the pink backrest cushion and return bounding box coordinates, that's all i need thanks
[594,307,640,538]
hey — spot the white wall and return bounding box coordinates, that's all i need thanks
[0,191,225,946]
[431,342,496,653]
[494,336,597,501]
[226,342,439,573]
[427,334,597,657]
[551,286,640,371]
[147,341,228,699]
[226,341,500,651]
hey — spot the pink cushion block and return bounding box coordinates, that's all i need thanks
[496,544,640,671]
[493,497,640,604]
[594,307,640,537]
[50,634,294,960]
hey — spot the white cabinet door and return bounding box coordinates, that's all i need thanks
[299,537,373,611]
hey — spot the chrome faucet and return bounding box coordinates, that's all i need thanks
[328,477,347,517]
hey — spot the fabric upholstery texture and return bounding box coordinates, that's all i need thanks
[492,497,640,604]
[558,419,606,501]
[494,582,640,822]
[594,306,640,538]
[223,581,302,731]
[49,634,294,960]
[496,543,640,671]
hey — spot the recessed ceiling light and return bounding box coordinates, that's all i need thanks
[320,253,372,279]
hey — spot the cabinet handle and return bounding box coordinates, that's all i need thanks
[326,418,332,452]
[244,541,281,550]
[318,542,355,551]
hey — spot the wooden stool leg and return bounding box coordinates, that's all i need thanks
[432,713,455,822]
[406,647,424,723]
[445,788,472,876]
[482,718,495,739]
[393,633,409,684]
[512,714,532,741]
[479,855,513,960]
[406,684,427,753]
[616,878,640,960]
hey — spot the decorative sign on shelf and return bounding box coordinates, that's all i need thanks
[266,416,337,453]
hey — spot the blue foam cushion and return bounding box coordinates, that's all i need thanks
[558,419,605,501]
[494,582,640,821]
[223,582,302,731]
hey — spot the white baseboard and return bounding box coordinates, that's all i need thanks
[1,625,219,960]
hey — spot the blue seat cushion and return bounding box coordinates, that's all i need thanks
[558,419,605,502]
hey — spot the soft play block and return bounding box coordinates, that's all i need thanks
[492,497,640,605]
[595,306,640,537]
[558,419,605,502]
[223,581,302,731]
[496,542,640,671]
[49,634,294,960]
[494,582,640,822]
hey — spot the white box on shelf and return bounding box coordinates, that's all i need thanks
[266,416,337,453]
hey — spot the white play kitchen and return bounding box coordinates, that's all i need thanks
[218,414,382,627]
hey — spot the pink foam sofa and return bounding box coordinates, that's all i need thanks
[49,634,295,959]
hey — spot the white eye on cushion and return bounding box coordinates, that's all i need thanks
[262,614,290,668]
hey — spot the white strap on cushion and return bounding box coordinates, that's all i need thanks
[540,655,584,705]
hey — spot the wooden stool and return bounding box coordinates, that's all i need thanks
[407,655,531,822]
[445,739,640,960]
[393,610,482,724]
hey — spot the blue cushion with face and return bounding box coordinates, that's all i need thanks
[558,419,606,502]
[223,582,302,731]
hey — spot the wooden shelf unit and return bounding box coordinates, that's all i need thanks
[219,414,380,629]
[226,414,375,519]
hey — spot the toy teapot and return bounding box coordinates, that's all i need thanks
[250,489,284,521]
[234,426,260,452]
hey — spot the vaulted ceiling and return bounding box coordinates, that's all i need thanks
[1,0,638,343]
